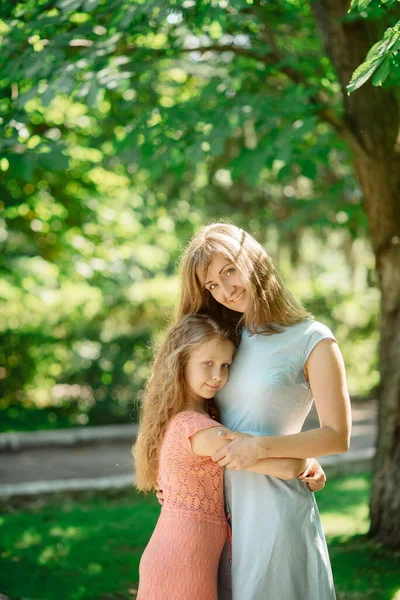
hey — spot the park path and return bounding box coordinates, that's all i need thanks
[0,400,377,498]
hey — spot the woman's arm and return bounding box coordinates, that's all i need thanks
[247,457,308,480]
[190,427,307,480]
[213,339,352,469]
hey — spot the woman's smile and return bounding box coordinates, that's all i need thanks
[230,289,246,303]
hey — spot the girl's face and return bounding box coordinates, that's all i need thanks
[185,338,235,400]
[203,254,249,313]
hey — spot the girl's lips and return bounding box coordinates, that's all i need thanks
[205,383,219,390]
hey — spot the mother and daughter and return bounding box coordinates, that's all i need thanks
[133,223,351,600]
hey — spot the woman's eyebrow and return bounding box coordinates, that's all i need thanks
[205,262,232,286]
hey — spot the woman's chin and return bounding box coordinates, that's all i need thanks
[226,301,247,314]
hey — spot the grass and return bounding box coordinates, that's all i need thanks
[0,474,399,600]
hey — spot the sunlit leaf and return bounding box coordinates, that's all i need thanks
[371,56,392,86]
[347,25,400,93]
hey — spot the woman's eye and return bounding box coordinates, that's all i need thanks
[226,268,235,276]
[222,363,231,369]
[208,283,217,291]
[204,361,213,366]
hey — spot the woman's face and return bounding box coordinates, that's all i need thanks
[203,254,249,313]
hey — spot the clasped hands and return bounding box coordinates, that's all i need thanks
[213,430,326,493]
[213,430,264,470]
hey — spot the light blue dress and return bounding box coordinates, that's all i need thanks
[216,319,337,600]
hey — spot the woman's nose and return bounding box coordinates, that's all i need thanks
[222,281,235,301]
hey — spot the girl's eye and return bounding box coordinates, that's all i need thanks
[225,268,235,276]
[204,361,213,366]
[209,283,217,291]
[222,363,231,369]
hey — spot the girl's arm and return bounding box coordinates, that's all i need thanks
[190,427,307,480]
[212,339,352,469]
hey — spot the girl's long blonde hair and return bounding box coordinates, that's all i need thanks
[132,313,235,492]
[178,222,312,335]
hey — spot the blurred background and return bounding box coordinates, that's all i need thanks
[0,0,399,599]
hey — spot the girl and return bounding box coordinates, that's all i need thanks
[133,313,311,600]
[175,222,351,600]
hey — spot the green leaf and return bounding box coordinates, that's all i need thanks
[15,86,39,109]
[54,75,75,95]
[41,86,56,107]
[299,160,317,179]
[347,25,400,93]
[85,82,99,108]
[348,0,359,10]
[184,144,204,165]
[371,56,392,86]
[9,154,36,182]
[348,0,375,11]
[56,0,83,13]
[356,0,373,9]
[38,148,69,171]
[83,0,101,10]
[209,138,225,157]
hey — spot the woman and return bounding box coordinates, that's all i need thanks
[176,222,351,600]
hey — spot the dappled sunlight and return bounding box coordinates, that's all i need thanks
[319,474,370,538]
[321,505,369,538]
[50,525,85,540]
[86,562,103,575]
[15,528,42,549]
[334,477,370,493]
[38,543,71,565]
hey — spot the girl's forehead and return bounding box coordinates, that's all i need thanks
[191,337,234,358]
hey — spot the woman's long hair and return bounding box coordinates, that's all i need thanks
[132,313,235,492]
[178,222,312,336]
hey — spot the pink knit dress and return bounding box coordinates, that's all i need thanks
[137,411,228,600]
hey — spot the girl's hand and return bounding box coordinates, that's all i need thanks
[298,458,326,492]
[154,483,164,505]
[212,431,261,470]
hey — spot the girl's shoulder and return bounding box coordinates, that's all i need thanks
[168,411,221,439]
[171,410,219,426]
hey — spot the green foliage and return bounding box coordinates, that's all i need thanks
[350,0,399,9]
[0,1,380,429]
[347,1,400,92]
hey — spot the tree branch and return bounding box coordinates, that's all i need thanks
[126,42,270,64]
[254,16,370,158]
[128,30,369,158]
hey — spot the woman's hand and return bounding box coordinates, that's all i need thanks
[154,482,164,505]
[212,431,262,470]
[298,458,326,492]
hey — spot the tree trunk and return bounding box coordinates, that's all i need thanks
[311,0,400,547]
